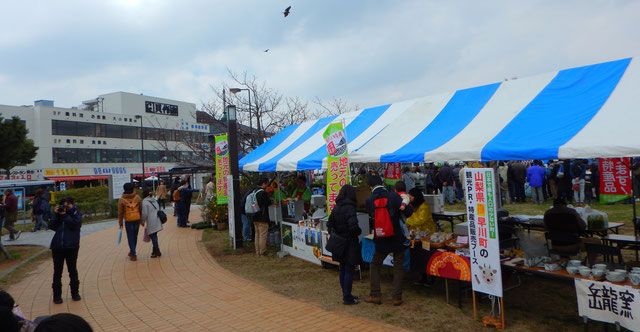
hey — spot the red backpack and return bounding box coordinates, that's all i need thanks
[374,197,394,237]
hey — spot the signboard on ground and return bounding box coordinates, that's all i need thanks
[464,168,503,297]
[575,279,640,331]
[280,222,321,265]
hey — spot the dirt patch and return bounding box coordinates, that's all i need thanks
[202,229,597,332]
[0,245,50,288]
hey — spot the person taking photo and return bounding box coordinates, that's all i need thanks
[49,197,82,304]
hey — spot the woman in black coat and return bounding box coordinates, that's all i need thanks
[327,185,362,305]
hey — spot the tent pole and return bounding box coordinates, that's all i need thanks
[633,170,637,237]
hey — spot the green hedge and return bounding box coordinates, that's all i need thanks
[56,186,118,218]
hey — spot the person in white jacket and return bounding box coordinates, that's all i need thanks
[141,190,163,258]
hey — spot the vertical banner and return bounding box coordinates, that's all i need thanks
[323,122,349,215]
[599,158,631,203]
[215,135,230,205]
[575,279,640,331]
[464,168,503,297]
[384,162,402,186]
[226,175,236,249]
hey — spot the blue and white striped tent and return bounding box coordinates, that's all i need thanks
[240,57,640,172]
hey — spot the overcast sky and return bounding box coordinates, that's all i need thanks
[1,0,639,111]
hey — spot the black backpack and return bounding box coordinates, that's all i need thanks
[150,201,167,224]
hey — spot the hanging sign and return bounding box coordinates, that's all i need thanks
[384,162,402,186]
[464,168,503,297]
[575,279,640,331]
[215,135,230,205]
[599,158,631,204]
[323,123,349,215]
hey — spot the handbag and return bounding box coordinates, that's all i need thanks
[150,201,167,224]
[143,227,151,243]
[325,232,348,257]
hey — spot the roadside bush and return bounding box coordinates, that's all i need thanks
[57,186,118,219]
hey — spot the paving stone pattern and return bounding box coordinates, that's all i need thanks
[8,209,402,331]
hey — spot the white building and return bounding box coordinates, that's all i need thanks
[0,92,211,186]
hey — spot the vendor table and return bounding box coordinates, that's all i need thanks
[506,215,624,237]
[602,234,640,261]
[432,212,466,232]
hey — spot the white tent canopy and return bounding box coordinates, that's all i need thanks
[240,57,640,172]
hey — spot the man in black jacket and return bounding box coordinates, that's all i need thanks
[49,197,82,304]
[364,176,413,306]
[252,178,272,256]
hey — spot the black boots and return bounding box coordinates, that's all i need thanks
[52,282,63,304]
[70,280,81,301]
[151,248,161,258]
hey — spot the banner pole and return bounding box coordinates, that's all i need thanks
[472,291,477,321]
[500,296,505,329]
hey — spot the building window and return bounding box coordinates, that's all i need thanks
[102,115,106,119]
[76,122,95,137]
[52,120,77,136]
[97,141,101,145]
[79,113,83,118]
[72,113,76,117]
[66,139,70,143]
[92,140,95,144]
[91,115,95,119]
[80,139,84,144]
[72,139,77,144]
[65,112,70,116]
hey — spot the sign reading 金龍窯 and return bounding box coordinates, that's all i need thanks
[215,135,230,205]
[464,168,503,297]
[384,163,402,186]
[599,158,631,204]
[323,123,349,216]
[575,279,640,331]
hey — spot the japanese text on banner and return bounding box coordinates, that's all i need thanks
[575,279,640,331]
[215,135,230,205]
[323,123,349,215]
[599,158,631,204]
[465,168,502,297]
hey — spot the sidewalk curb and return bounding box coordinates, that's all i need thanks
[0,247,48,280]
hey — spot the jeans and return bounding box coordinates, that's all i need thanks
[370,249,405,300]
[339,263,355,301]
[573,178,586,204]
[241,214,252,240]
[254,221,269,255]
[158,198,165,210]
[43,207,52,222]
[34,214,47,230]
[149,232,159,249]
[125,221,140,256]
[531,186,544,204]
[442,186,454,204]
[52,248,79,294]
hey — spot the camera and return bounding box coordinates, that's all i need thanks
[56,205,66,213]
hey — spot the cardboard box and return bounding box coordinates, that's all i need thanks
[424,194,444,214]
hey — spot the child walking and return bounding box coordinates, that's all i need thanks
[394,181,411,246]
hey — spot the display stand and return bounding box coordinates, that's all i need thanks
[472,292,505,329]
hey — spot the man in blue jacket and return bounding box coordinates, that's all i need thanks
[364,176,413,306]
[526,160,546,204]
[49,197,82,304]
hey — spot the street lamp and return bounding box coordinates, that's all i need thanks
[225,104,243,248]
[229,88,252,146]
[135,115,145,190]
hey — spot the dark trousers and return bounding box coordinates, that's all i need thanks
[339,263,355,301]
[514,180,526,202]
[52,248,79,295]
[125,221,140,255]
[158,198,166,210]
[370,249,405,300]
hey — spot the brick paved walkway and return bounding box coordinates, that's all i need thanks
[8,210,402,331]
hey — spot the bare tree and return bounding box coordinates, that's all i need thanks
[312,96,359,117]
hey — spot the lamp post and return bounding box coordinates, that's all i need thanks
[135,115,145,190]
[229,88,252,146]
[225,104,243,248]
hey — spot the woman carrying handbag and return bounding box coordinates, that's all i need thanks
[141,190,164,258]
[326,185,362,305]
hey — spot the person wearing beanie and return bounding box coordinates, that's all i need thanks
[118,183,142,261]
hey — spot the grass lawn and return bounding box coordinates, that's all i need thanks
[0,245,49,288]
[202,229,606,332]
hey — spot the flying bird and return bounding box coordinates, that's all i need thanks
[264,49,269,52]
[283,6,291,17]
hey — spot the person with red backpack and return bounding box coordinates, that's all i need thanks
[118,183,142,261]
[364,176,413,306]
